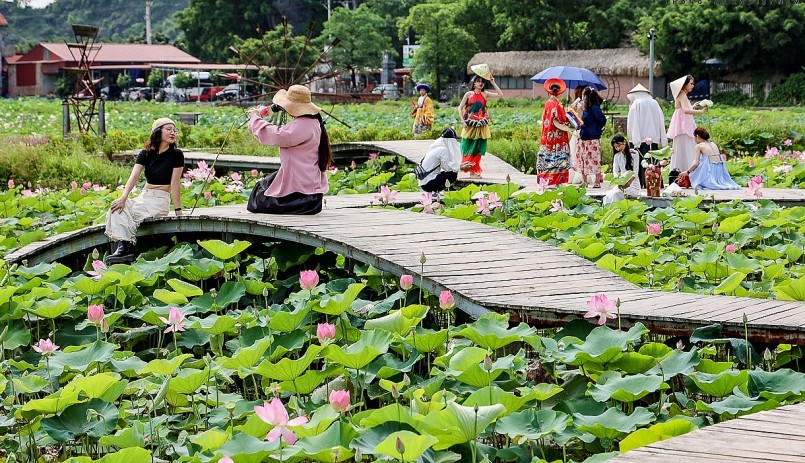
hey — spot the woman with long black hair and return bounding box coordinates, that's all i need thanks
[246,85,331,215]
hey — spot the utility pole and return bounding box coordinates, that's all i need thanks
[145,0,152,45]
[647,28,656,95]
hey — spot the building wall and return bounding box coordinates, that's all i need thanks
[495,75,667,102]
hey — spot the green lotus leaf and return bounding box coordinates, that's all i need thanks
[443,204,481,220]
[718,214,750,234]
[0,285,17,306]
[690,370,749,398]
[573,406,654,440]
[458,313,537,351]
[243,279,275,296]
[18,386,81,419]
[611,352,659,374]
[637,342,672,358]
[16,261,58,277]
[220,336,273,371]
[138,353,192,377]
[316,283,366,316]
[553,323,647,366]
[176,258,225,281]
[12,374,50,394]
[420,402,506,450]
[695,394,780,416]
[267,304,310,333]
[724,253,762,273]
[48,341,116,375]
[70,447,152,463]
[645,348,700,377]
[682,210,715,225]
[364,305,427,335]
[190,314,239,335]
[374,430,438,462]
[152,288,188,305]
[72,275,118,295]
[278,368,330,395]
[369,351,422,379]
[63,372,127,401]
[748,369,805,401]
[619,419,698,453]
[197,239,252,260]
[628,249,662,269]
[294,405,341,439]
[41,398,119,442]
[714,272,747,295]
[588,371,666,403]
[255,344,322,381]
[464,385,534,414]
[774,275,805,301]
[323,330,393,370]
[25,299,71,319]
[647,145,671,160]
[293,421,357,462]
[189,427,229,452]
[404,327,448,353]
[763,262,786,281]
[214,432,275,463]
[354,403,418,430]
[695,358,733,374]
[98,422,146,449]
[578,242,613,259]
[168,368,209,395]
[191,281,246,311]
[495,409,570,441]
[595,253,629,274]
[103,269,145,287]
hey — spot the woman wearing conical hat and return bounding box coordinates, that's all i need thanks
[667,75,708,172]
[457,65,503,178]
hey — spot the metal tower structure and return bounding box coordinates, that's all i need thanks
[62,24,104,136]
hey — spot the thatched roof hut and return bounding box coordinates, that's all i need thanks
[468,48,662,78]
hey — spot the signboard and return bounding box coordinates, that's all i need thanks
[403,45,421,68]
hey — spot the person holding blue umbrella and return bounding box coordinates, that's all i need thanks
[536,78,574,185]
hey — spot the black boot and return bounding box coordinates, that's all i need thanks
[106,241,134,264]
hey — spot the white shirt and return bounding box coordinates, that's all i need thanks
[627,92,668,147]
[417,137,461,186]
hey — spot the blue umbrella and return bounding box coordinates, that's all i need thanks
[530,66,607,90]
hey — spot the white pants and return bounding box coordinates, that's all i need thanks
[670,134,697,171]
[105,189,170,243]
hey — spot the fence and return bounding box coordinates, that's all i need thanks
[711,81,772,99]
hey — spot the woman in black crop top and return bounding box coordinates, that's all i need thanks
[105,117,185,263]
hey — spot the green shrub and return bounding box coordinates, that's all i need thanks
[767,72,805,106]
[712,89,752,106]
[0,142,129,188]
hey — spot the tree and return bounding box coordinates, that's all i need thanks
[364,0,427,67]
[398,0,476,96]
[318,4,393,91]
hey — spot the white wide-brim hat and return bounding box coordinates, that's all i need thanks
[627,83,650,95]
[272,85,320,117]
[669,76,688,101]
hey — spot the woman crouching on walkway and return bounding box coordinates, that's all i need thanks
[246,85,331,215]
[105,117,184,263]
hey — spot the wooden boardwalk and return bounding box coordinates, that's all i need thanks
[7,202,805,344]
[610,401,805,462]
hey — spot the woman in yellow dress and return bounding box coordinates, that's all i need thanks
[412,83,435,138]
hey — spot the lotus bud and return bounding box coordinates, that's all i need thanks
[92,248,99,260]
[391,384,399,400]
[262,287,269,298]
[403,373,410,386]
[420,252,427,264]
[763,348,772,361]
[396,437,405,455]
[483,353,493,371]
[742,313,748,324]
[712,222,719,234]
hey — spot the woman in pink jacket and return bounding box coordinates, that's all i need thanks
[246,85,332,214]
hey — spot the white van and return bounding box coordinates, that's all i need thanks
[164,71,214,101]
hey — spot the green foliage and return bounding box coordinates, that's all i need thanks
[116,74,133,89]
[146,72,163,89]
[232,23,321,85]
[319,4,393,84]
[55,76,74,99]
[171,72,194,89]
[767,72,805,106]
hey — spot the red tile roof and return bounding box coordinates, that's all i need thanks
[38,43,200,64]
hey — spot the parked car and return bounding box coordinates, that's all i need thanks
[100,85,122,100]
[213,83,258,101]
[371,83,400,100]
[126,87,153,101]
[187,86,225,102]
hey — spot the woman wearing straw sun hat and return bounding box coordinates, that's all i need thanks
[536,78,574,186]
[667,75,708,173]
[246,85,332,215]
[412,83,435,138]
[457,64,503,178]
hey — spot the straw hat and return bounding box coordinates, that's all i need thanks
[669,76,688,101]
[415,83,431,92]
[470,63,492,80]
[151,117,176,133]
[543,78,567,96]
[272,85,320,117]
[627,83,650,95]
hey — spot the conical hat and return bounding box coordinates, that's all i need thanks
[627,83,650,95]
[669,76,688,100]
[470,63,491,80]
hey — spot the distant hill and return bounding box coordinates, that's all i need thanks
[0,0,189,52]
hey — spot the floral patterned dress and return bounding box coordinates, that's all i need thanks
[536,97,571,185]
[460,91,491,175]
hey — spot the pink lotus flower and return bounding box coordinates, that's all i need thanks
[747,158,755,167]
[773,165,793,174]
[159,306,186,333]
[487,192,502,209]
[476,196,491,216]
[88,304,105,325]
[374,185,397,206]
[368,152,379,161]
[257,106,270,118]
[230,172,242,182]
[647,223,662,235]
[33,338,59,354]
[254,398,309,445]
[584,293,617,325]
[219,457,234,463]
[22,189,32,197]
[746,175,764,198]
[250,169,259,176]
[535,177,550,194]
[83,181,93,189]
[329,389,350,412]
[419,192,441,214]
[439,290,454,310]
[87,260,106,280]
[400,274,414,291]
[659,159,668,167]
[316,322,336,343]
[7,179,14,189]
[783,138,793,146]
[328,164,339,173]
[725,243,737,253]
[70,181,78,190]
[550,199,564,212]
[204,191,212,199]
[350,160,357,169]
[764,146,779,158]
[299,270,319,290]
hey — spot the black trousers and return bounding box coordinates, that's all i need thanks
[421,171,458,193]
[247,172,323,215]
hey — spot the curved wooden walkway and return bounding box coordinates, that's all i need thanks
[7,201,805,344]
[610,401,805,462]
